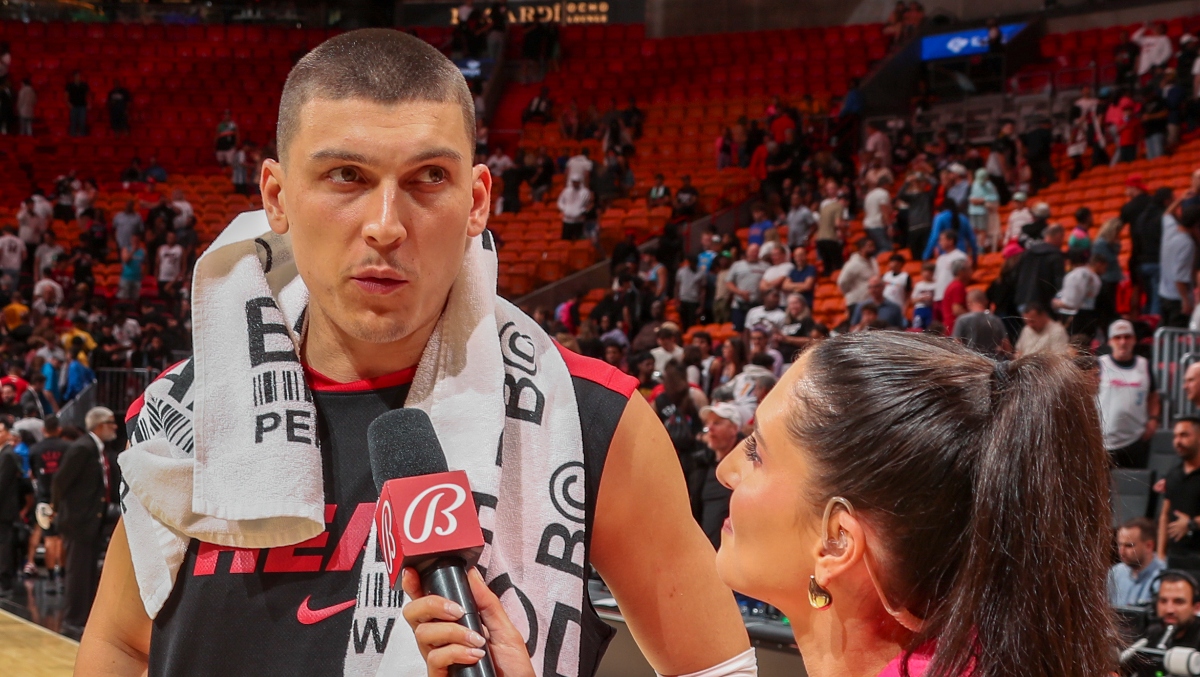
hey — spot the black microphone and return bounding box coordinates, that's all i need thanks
[369,408,495,677]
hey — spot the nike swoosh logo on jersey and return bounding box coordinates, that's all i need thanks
[296,595,356,625]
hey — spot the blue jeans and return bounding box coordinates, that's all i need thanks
[1146,133,1166,160]
[68,106,87,136]
[1139,262,1161,316]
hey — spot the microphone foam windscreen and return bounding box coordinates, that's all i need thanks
[367,408,450,493]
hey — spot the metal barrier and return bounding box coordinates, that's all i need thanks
[95,368,159,422]
[1152,327,1200,426]
[56,380,97,429]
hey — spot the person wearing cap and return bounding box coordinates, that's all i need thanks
[698,402,743,549]
[945,163,970,211]
[1005,191,1033,246]
[1099,319,1159,468]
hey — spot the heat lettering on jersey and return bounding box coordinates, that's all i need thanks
[193,503,373,576]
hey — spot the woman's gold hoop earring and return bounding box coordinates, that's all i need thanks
[808,576,833,609]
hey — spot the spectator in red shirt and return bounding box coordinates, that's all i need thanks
[941,258,972,333]
[769,109,795,145]
[1118,100,1142,163]
[749,142,769,184]
[1,364,30,401]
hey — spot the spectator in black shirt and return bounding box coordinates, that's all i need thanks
[27,415,68,582]
[119,158,143,184]
[1115,31,1141,88]
[622,96,644,139]
[528,147,554,203]
[1122,175,1153,227]
[1021,117,1055,194]
[1142,86,1169,159]
[106,80,131,135]
[1126,572,1200,677]
[1160,417,1200,570]
[697,401,742,549]
[65,71,89,137]
[522,86,552,124]
[674,175,701,219]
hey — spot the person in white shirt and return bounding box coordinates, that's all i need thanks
[17,78,35,136]
[32,276,63,316]
[837,237,880,308]
[0,227,26,288]
[1005,191,1033,246]
[556,177,592,241]
[170,190,193,230]
[1134,22,1173,76]
[649,322,684,374]
[744,289,787,334]
[881,253,911,309]
[16,198,46,250]
[1053,253,1105,340]
[861,172,893,254]
[1097,319,1159,468]
[33,231,63,282]
[486,147,515,176]
[757,242,793,292]
[932,230,968,303]
[565,148,594,183]
[1015,302,1070,356]
[156,231,185,291]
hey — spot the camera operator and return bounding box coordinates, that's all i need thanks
[1126,572,1200,677]
[1160,417,1200,570]
[1112,517,1168,606]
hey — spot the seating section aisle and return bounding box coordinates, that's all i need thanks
[493,22,891,301]
[0,22,455,206]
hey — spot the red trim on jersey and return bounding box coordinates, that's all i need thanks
[555,342,638,398]
[303,365,417,392]
[126,393,145,423]
[125,359,188,423]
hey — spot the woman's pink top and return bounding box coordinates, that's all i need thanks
[876,647,935,677]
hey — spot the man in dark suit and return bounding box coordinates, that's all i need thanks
[52,406,117,638]
[0,419,24,597]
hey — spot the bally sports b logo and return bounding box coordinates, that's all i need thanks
[374,470,486,589]
[378,500,397,576]
[404,484,467,543]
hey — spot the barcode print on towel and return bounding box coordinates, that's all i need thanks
[252,370,312,406]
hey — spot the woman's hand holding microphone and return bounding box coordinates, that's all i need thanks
[401,567,536,677]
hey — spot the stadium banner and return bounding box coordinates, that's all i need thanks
[401,0,646,27]
[920,22,1028,61]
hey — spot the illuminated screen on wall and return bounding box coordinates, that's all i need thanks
[921,23,1027,61]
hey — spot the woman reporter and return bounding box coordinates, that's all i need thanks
[405,332,1118,677]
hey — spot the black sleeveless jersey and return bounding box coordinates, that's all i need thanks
[128,351,636,677]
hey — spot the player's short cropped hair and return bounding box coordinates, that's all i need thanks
[276,29,475,163]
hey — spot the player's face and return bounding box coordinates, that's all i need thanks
[262,97,490,347]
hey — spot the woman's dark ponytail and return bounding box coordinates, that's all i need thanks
[925,353,1117,677]
[788,334,1117,677]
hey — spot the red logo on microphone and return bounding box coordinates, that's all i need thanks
[374,470,484,589]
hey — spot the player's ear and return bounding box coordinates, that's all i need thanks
[262,159,288,235]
